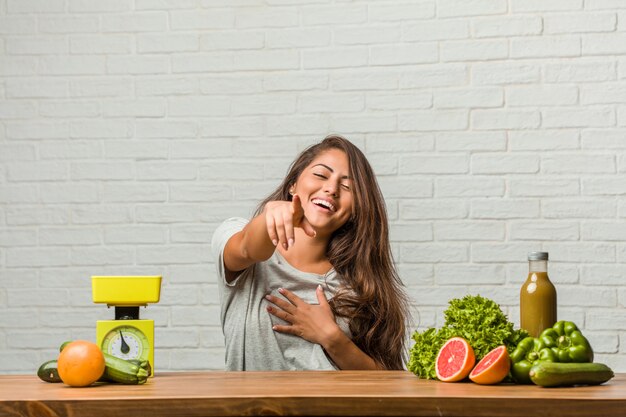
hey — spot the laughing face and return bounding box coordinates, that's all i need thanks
[291,148,354,236]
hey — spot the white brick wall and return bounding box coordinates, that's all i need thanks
[1,1,625,374]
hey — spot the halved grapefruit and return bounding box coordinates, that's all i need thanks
[469,345,511,385]
[435,337,476,382]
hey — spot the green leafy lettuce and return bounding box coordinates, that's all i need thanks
[407,294,528,379]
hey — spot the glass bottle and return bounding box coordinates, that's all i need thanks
[520,252,557,338]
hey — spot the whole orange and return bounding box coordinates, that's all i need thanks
[57,340,105,387]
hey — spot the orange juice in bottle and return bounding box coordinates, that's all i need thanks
[520,252,557,338]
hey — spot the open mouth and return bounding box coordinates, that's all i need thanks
[311,198,336,212]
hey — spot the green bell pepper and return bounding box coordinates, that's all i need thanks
[539,321,594,363]
[510,336,557,384]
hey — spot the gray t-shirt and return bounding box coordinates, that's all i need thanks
[211,217,351,371]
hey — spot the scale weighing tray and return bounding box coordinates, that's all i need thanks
[92,276,162,306]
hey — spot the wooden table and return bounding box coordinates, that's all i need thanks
[1,371,624,417]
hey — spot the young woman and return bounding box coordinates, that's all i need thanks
[211,135,409,371]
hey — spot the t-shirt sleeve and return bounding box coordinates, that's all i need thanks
[211,217,249,287]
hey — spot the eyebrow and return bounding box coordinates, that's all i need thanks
[313,163,352,180]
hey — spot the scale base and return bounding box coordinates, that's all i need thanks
[96,318,155,377]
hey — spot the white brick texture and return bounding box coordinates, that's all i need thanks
[1,1,625,374]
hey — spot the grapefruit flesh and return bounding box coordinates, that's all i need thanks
[435,337,476,382]
[469,345,511,385]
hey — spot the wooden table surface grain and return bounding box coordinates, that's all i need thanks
[1,371,625,417]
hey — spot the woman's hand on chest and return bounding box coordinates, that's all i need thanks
[265,285,341,348]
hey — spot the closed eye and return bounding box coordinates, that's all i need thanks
[314,173,327,179]
[341,184,351,191]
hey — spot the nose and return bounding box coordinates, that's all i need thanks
[324,181,339,198]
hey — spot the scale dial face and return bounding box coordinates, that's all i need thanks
[101,325,150,361]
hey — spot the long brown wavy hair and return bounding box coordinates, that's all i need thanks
[255,135,410,370]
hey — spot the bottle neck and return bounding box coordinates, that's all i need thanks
[529,260,548,273]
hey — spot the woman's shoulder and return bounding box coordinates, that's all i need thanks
[214,217,248,235]
[220,217,248,227]
[211,217,249,254]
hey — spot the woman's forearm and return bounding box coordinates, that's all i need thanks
[322,329,381,370]
[224,213,275,276]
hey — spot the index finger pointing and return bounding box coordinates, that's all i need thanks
[291,193,303,214]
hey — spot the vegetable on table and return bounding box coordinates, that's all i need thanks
[511,321,595,384]
[101,353,149,385]
[39,341,150,386]
[529,361,614,387]
[38,354,149,385]
[408,294,527,380]
[539,321,594,363]
[37,360,62,383]
[510,336,557,384]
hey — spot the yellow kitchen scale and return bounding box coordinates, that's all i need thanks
[92,275,162,377]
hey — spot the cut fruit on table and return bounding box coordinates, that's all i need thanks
[435,337,476,382]
[469,345,511,385]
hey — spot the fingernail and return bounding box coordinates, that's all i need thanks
[272,239,278,246]
[266,306,272,312]
[318,284,322,291]
[265,295,271,300]
[288,238,294,248]
[278,288,285,294]
[313,231,317,237]
[272,325,277,330]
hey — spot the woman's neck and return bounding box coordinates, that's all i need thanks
[278,228,332,275]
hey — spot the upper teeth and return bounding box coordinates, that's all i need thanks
[312,199,335,211]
